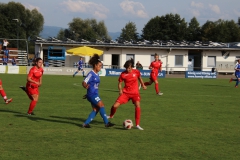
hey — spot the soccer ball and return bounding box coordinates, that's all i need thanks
[123,119,133,129]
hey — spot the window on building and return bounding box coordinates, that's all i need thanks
[126,54,134,61]
[151,55,155,63]
[207,56,216,67]
[175,55,183,66]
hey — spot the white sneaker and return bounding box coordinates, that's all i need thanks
[139,84,141,90]
[136,125,144,130]
[157,92,163,96]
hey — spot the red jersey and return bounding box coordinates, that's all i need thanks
[150,60,162,74]
[27,66,44,87]
[119,69,140,95]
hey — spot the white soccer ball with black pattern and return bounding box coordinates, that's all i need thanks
[123,119,133,129]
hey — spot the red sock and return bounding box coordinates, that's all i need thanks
[135,107,141,126]
[28,100,37,114]
[110,106,117,118]
[144,82,151,86]
[0,89,7,100]
[155,83,159,94]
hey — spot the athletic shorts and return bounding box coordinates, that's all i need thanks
[26,83,39,96]
[87,94,101,106]
[150,72,158,81]
[0,79,2,85]
[78,67,83,71]
[116,93,141,104]
[235,73,240,78]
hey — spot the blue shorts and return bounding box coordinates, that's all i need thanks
[78,67,83,71]
[87,94,101,106]
[235,73,240,78]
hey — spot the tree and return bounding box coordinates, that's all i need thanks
[119,22,139,41]
[201,19,240,42]
[142,13,187,41]
[187,17,201,41]
[0,2,44,49]
[60,18,110,41]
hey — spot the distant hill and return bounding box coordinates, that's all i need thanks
[108,32,121,40]
[40,25,120,40]
[40,26,64,39]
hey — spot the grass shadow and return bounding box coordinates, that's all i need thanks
[203,84,230,87]
[49,115,103,125]
[0,109,25,115]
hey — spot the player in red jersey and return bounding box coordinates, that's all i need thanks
[21,58,44,115]
[0,79,12,104]
[108,58,147,130]
[141,53,163,95]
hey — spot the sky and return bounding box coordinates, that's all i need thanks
[2,0,240,32]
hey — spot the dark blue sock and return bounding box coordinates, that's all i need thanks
[99,107,109,124]
[84,110,97,124]
[82,71,85,76]
[236,80,239,86]
[73,71,78,76]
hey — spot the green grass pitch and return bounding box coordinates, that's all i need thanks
[0,74,239,160]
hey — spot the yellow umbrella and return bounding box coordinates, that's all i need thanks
[66,46,103,56]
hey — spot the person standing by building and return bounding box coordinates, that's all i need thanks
[229,59,240,88]
[140,53,163,95]
[82,54,114,128]
[0,79,12,104]
[22,58,44,115]
[73,57,85,77]
[108,58,147,130]
[136,61,143,70]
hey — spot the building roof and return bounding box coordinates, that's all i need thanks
[34,37,240,51]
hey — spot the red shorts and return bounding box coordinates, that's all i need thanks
[26,83,39,96]
[116,93,141,104]
[150,72,158,81]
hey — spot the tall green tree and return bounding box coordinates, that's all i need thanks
[187,17,201,41]
[142,13,187,41]
[119,22,139,41]
[60,18,110,41]
[201,19,240,42]
[0,2,44,49]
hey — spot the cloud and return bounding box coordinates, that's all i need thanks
[120,0,148,18]
[23,3,40,11]
[61,0,109,19]
[191,1,204,9]
[209,4,221,14]
[191,9,200,17]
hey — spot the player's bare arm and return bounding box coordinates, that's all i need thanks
[82,81,89,89]
[118,81,123,95]
[27,77,39,85]
[139,77,147,90]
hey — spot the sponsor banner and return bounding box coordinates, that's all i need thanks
[19,66,27,74]
[0,66,6,73]
[185,71,217,79]
[106,69,166,78]
[98,69,106,76]
[8,66,19,74]
[27,67,92,76]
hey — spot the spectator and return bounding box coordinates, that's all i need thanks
[3,39,9,50]
[2,55,8,65]
[11,57,17,66]
[136,61,143,70]
[4,50,9,58]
